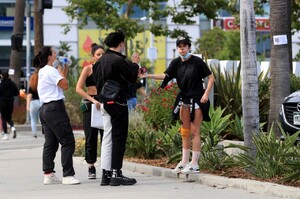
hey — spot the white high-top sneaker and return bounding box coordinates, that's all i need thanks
[44,173,61,185]
[2,133,8,140]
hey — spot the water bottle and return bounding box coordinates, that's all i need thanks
[57,56,72,66]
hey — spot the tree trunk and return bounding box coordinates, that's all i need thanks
[268,0,292,136]
[240,0,259,158]
[9,0,26,89]
[34,0,43,54]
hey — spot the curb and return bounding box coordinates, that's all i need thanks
[123,161,300,199]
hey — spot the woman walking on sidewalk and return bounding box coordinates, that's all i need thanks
[38,47,80,185]
[27,54,42,138]
[0,71,19,140]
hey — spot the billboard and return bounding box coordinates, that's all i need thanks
[213,17,270,32]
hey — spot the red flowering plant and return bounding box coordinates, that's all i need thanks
[139,83,179,131]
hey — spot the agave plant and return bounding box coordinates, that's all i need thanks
[201,106,232,138]
[235,123,300,183]
[211,62,242,117]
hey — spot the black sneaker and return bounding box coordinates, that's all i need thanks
[88,166,96,179]
[100,169,112,186]
[110,170,137,186]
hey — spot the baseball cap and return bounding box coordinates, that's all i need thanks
[176,36,191,47]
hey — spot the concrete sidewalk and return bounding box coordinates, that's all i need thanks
[0,126,299,198]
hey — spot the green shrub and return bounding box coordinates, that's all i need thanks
[226,114,244,140]
[127,110,163,159]
[258,70,270,129]
[140,83,179,131]
[211,63,271,131]
[157,122,182,159]
[64,86,83,127]
[74,137,85,157]
[235,124,300,183]
[290,74,300,93]
[211,63,242,117]
[201,106,232,138]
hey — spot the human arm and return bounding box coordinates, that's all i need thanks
[200,73,214,103]
[57,65,69,90]
[137,87,147,98]
[118,53,140,84]
[76,65,101,109]
[26,93,32,112]
[141,73,166,80]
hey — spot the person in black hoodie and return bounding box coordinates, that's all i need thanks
[0,71,19,140]
[93,30,140,186]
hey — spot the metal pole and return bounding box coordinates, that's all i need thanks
[149,7,154,88]
[26,0,31,124]
[26,0,31,92]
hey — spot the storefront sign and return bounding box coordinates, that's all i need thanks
[213,17,270,32]
[0,16,33,31]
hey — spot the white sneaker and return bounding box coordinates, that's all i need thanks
[171,161,187,174]
[2,134,8,140]
[62,176,80,185]
[44,173,61,185]
[11,127,16,139]
[181,162,200,174]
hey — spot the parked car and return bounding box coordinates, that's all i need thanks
[279,90,300,142]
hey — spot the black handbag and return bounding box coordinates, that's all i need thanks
[100,80,121,102]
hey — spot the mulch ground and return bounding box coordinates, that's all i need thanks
[124,157,300,188]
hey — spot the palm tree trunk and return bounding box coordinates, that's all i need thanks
[34,0,44,54]
[268,0,292,136]
[9,0,26,89]
[240,0,260,158]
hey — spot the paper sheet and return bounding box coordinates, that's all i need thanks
[91,104,104,129]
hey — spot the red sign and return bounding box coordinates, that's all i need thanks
[214,17,270,32]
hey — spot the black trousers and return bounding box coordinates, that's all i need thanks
[39,100,75,177]
[104,102,128,170]
[82,102,103,164]
[0,99,14,134]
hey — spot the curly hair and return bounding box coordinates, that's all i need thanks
[104,31,125,48]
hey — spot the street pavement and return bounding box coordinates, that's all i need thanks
[0,126,299,199]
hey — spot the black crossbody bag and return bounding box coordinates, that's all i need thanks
[99,80,121,102]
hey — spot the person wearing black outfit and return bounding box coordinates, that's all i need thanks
[93,31,140,186]
[76,43,105,179]
[143,36,214,175]
[0,71,19,140]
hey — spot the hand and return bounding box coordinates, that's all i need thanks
[57,65,63,73]
[200,93,209,103]
[93,100,101,110]
[138,72,147,78]
[131,52,140,64]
